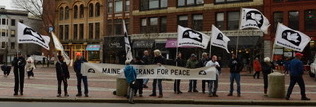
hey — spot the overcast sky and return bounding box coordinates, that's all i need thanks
[1,0,16,9]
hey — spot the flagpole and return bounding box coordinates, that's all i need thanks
[209,31,212,56]
[236,32,239,56]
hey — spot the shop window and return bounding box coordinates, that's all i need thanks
[305,9,316,31]
[192,14,203,31]
[216,12,225,30]
[273,12,283,31]
[88,51,100,61]
[228,11,240,30]
[289,11,299,30]
[178,15,188,27]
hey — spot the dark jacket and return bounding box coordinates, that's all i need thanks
[175,57,186,67]
[199,57,209,67]
[142,55,151,65]
[12,56,26,72]
[56,61,70,80]
[261,62,274,75]
[153,56,165,64]
[73,58,88,75]
[229,58,243,73]
[289,58,304,76]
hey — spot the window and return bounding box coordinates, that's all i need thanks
[216,12,225,30]
[273,0,283,2]
[178,15,188,27]
[141,18,147,33]
[89,23,94,39]
[2,19,6,25]
[273,12,283,30]
[59,7,64,20]
[80,5,84,18]
[2,42,5,49]
[289,11,299,30]
[305,10,316,31]
[108,2,113,14]
[11,42,15,49]
[149,17,159,33]
[95,3,101,16]
[65,25,69,40]
[115,0,123,13]
[89,3,94,17]
[140,0,168,11]
[140,17,166,33]
[215,0,252,4]
[65,6,69,19]
[228,11,240,30]
[74,5,78,19]
[11,19,15,26]
[59,25,63,39]
[1,29,6,36]
[107,23,113,36]
[114,19,123,35]
[178,0,204,7]
[73,24,78,39]
[193,14,203,31]
[79,24,84,39]
[125,0,130,12]
[11,30,15,37]
[160,17,167,32]
[95,23,100,39]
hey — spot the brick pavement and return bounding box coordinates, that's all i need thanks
[0,66,316,105]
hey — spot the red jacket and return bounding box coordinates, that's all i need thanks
[253,60,262,72]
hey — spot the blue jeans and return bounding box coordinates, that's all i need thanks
[76,74,88,95]
[229,73,240,94]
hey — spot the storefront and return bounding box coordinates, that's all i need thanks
[103,36,125,64]
[86,44,101,63]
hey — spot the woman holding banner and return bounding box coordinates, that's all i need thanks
[149,49,165,98]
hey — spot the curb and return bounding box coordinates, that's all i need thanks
[0,97,315,105]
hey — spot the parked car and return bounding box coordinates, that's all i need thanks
[31,55,47,64]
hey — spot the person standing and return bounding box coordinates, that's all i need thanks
[187,54,199,93]
[174,52,185,94]
[200,52,209,94]
[12,52,26,96]
[133,57,144,97]
[56,55,70,97]
[149,49,165,98]
[25,55,36,79]
[253,57,262,79]
[205,55,220,97]
[227,54,243,97]
[261,57,274,95]
[142,50,151,88]
[285,53,310,100]
[124,60,137,104]
[74,53,89,97]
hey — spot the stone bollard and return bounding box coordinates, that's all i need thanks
[116,78,128,96]
[268,72,285,98]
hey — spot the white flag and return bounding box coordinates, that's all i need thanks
[17,22,50,50]
[240,8,270,34]
[211,25,230,53]
[123,20,133,61]
[275,23,311,52]
[177,26,210,49]
[51,32,71,65]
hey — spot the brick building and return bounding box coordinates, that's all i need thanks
[264,0,316,63]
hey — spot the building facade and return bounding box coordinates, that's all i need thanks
[0,6,42,64]
[264,0,316,63]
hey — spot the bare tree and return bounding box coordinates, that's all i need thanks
[12,0,43,19]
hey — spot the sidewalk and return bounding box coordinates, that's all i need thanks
[0,66,316,105]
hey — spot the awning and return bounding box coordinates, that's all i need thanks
[86,44,101,51]
[132,40,154,48]
[165,39,196,48]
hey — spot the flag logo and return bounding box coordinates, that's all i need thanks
[282,30,301,46]
[23,28,45,43]
[182,30,203,42]
[245,10,264,28]
[216,33,224,41]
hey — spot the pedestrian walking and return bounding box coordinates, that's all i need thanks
[142,50,151,88]
[174,52,185,94]
[253,57,262,79]
[25,55,36,79]
[124,60,137,104]
[285,53,310,100]
[200,52,210,94]
[55,55,70,97]
[187,54,199,93]
[149,49,165,98]
[205,55,220,97]
[12,52,26,96]
[133,57,144,97]
[74,53,89,97]
[227,54,243,97]
[261,57,274,95]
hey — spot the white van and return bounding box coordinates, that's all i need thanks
[31,55,47,64]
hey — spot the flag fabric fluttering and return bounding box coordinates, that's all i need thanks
[211,25,230,53]
[51,32,71,65]
[177,25,211,49]
[123,20,133,61]
[240,8,270,34]
[17,22,50,50]
[274,23,311,52]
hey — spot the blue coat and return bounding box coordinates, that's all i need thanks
[289,58,304,76]
[124,65,137,84]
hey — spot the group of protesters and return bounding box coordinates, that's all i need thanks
[124,49,311,101]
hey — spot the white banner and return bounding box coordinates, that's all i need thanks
[211,25,230,53]
[82,63,217,80]
[275,23,311,52]
[240,8,270,34]
[177,26,210,49]
[123,20,133,61]
[17,22,50,50]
